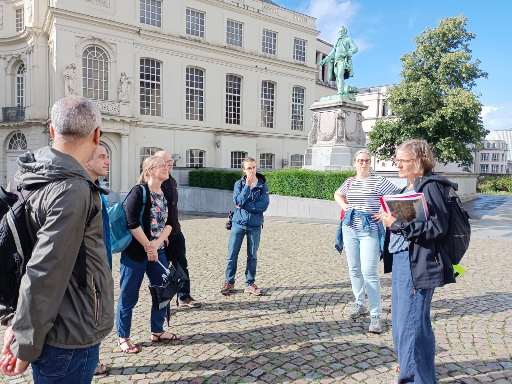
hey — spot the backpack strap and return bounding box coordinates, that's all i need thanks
[139,184,147,225]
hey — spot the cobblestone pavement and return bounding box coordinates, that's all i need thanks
[3,198,512,383]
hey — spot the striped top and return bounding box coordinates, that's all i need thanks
[337,175,399,231]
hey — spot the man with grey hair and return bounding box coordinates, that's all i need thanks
[0,96,114,383]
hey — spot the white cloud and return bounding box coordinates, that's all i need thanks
[353,37,372,53]
[481,103,512,131]
[306,0,359,43]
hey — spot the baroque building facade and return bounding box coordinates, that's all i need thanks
[1,0,336,192]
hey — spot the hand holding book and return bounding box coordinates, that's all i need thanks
[379,192,429,222]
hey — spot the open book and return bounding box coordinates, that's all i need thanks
[380,192,429,222]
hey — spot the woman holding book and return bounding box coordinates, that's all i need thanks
[379,139,456,383]
[334,149,399,334]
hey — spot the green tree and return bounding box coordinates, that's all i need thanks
[368,16,487,166]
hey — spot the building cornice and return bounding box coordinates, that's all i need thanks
[0,28,32,46]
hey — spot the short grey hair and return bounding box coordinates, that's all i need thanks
[352,148,371,163]
[50,96,101,137]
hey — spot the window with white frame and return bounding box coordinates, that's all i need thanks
[16,63,25,107]
[186,67,204,121]
[186,149,205,168]
[8,131,27,151]
[480,164,489,173]
[492,153,499,161]
[291,86,305,131]
[225,74,241,125]
[259,153,274,169]
[261,81,275,128]
[480,153,489,161]
[186,8,205,38]
[492,164,499,173]
[140,58,161,116]
[82,46,109,100]
[231,151,247,169]
[139,146,163,172]
[15,8,24,32]
[226,19,243,47]
[290,154,304,168]
[140,0,161,27]
[99,142,112,189]
[262,29,277,55]
[293,38,306,62]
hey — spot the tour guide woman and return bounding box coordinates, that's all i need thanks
[116,156,178,354]
[379,139,456,383]
[334,149,398,334]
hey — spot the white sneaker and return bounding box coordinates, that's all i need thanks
[349,304,368,320]
[368,316,382,334]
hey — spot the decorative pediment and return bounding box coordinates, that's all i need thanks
[75,36,117,63]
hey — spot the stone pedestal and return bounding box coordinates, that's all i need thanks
[304,97,368,170]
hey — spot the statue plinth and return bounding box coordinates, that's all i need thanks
[304,98,368,170]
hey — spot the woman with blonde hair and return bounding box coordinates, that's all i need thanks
[116,155,177,354]
[380,139,456,383]
[334,149,399,334]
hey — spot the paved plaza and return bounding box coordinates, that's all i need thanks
[2,195,512,384]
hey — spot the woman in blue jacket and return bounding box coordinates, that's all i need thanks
[221,157,270,296]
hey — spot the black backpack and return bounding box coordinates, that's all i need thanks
[418,178,471,265]
[0,184,96,325]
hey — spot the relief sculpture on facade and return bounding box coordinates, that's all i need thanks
[63,63,78,96]
[308,112,319,145]
[118,72,131,102]
[316,111,337,142]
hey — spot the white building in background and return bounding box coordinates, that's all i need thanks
[476,140,509,175]
[1,0,337,192]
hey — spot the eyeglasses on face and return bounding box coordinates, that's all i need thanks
[393,158,415,165]
[356,159,371,164]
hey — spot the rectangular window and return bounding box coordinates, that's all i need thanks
[139,58,161,116]
[291,86,305,131]
[140,0,161,27]
[186,8,205,38]
[480,153,489,161]
[261,81,275,128]
[15,8,24,32]
[262,29,277,55]
[186,149,206,168]
[231,151,247,169]
[480,164,489,173]
[293,38,306,62]
[225,74,241,125]
[186,67,204,121]
[492,164,499,173]
[226,19,243,47]
[259,153,274,169]
[290,154,304,168]
[492,153,499,161]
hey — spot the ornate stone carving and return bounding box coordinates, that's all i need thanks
[85,0,110,8]
[63,63,78,96]
[317,112,337,142]
[308,112,319,145]
[118,72,131,102]
[335,111,347,144]
[91,99,120,115]
[344,112,365,145]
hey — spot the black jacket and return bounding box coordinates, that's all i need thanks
[161,175,181,234]
[383,174,456,289]
[124,183,173,262]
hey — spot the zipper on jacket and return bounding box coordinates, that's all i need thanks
[92,276,100,325]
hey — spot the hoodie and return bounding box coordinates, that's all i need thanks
[11,147,114,362]
[232,173,270,228]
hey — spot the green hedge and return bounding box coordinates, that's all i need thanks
[477,176,512,194]
[188,168,355,200]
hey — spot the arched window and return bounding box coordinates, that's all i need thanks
[7,131,27,151]
[16,64,25,107]
[82,46,109,100]
[99,142,112,189]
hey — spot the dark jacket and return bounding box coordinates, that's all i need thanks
[161,175,180,234]
[12,147,114,362]
[232,173,270,228]
[123,183,173,262]
[383,174,456,289]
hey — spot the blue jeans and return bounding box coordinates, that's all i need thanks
[392,250,437,384]
[31,344,99,384]
[225,224,261,285]
[116,248,170,338]
[342,225,381,317]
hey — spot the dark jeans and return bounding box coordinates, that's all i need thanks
[225,223,261,285]
[168,231,191,300]
[31,344,99,384]
[392,250,437,384]
[116,248,170,338]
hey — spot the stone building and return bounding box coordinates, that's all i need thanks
[476,139,509,175]
[1,0,336,192]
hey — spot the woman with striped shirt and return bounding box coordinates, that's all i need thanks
[334,149,399,333]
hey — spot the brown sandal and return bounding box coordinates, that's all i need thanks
[118,338,141,354]
[94,362,108,376]
[150,332,180,343]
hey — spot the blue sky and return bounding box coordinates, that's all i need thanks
[277,0,511,131]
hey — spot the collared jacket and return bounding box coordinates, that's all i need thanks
[335,209,386,253]
[382,174,457,289]
[161,175,181,235]
[232,173,270,228]
[11,147,114,363]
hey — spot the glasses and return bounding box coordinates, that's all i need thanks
[393,158,415,165]
[356,159,371,164]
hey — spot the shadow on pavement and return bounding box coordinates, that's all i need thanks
[432,292,512,320]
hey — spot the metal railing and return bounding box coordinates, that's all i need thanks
[2,107,25,122]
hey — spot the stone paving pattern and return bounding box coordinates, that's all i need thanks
[2,201,512,383]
